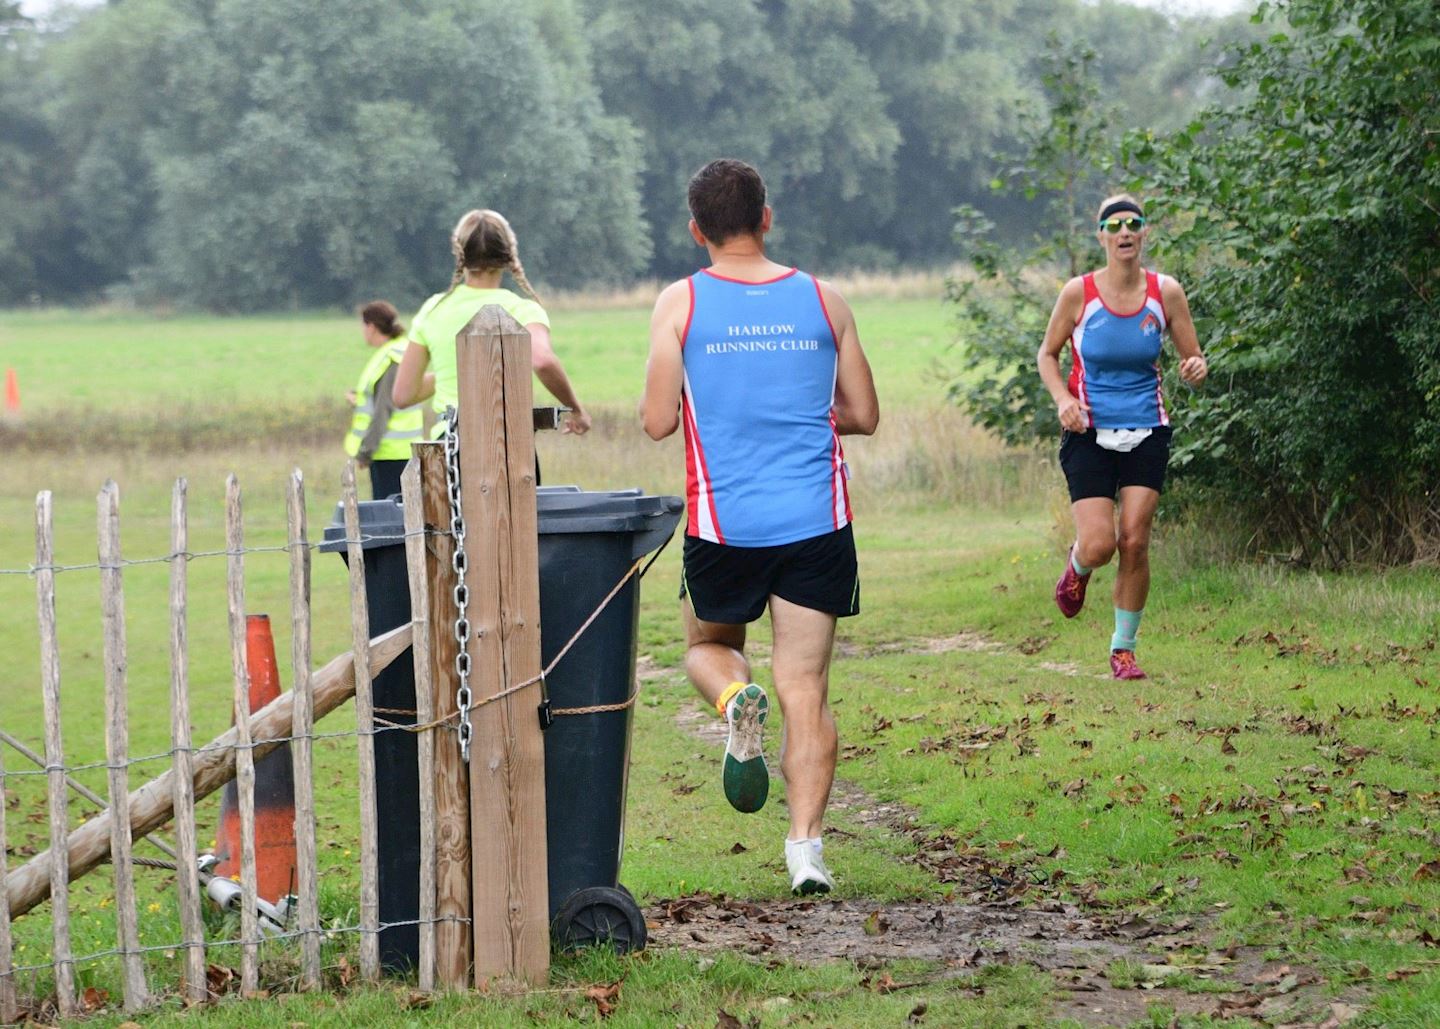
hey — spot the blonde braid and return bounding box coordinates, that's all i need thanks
[492,213,539,303]
[509,256,540,304]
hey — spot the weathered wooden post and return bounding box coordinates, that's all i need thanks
[401,459,438,992]
[98,481,148,1011]
[0,730,15,1024]
[169,478,207,1006]
[224,475,260,995]
[286,470,322,991]
[341,463,382,981]
[416,441,473,989]
[456,306,549,984]
[35,491,76,1018]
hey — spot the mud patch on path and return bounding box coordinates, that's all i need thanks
[666,702,1362,1026]
[834,632,1002,660]
[643,892,1357,1028]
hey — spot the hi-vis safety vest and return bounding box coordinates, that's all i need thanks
[344,343,426,461]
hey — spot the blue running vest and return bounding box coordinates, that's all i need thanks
[681,268,851,546]
[1068,271,1171,429]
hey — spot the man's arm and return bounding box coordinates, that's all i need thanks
[820,281,879,436]
[640,280,690,440]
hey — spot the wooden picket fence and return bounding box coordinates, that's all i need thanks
[0,306,552,1020]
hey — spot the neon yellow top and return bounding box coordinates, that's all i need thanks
[408,285,549,427]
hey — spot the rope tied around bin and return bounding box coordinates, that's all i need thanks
[476,553,646,716]
[366,531,668,737]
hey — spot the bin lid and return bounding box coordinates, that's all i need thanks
[536,486,680,535]
[320,497,406,552]
[321,487,684,555]
[538,487,683,561]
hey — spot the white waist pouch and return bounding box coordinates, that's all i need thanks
[1095,428,1153,453]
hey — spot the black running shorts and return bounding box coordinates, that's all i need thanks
[680,524,860,625]
[1059,427,1173,502]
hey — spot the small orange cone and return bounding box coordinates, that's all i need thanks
[3,368,18,414]
[214,614,298,903]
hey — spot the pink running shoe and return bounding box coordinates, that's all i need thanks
[1110,650,1147,680]
[1054,547,1091,619]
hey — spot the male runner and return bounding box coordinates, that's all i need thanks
[641,159,879,894]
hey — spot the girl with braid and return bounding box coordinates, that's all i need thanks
[392,209,591,438]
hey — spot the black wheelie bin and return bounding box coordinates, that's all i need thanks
[324,485,682,964]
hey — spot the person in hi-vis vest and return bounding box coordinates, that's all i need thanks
[345,300,426,499]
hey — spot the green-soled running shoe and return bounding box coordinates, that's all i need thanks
[722,683,769,813]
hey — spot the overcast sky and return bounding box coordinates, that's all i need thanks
[21,0,1257,19]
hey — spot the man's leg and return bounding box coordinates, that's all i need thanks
[684,600,770,812]
[768,595,838,841]
[682,600,749,709]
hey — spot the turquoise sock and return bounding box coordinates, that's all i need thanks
[1111,608,1143,652]
[1071,550,1092,576]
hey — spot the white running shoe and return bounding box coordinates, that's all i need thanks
[785,837,835,896]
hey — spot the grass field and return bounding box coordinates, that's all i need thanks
[1,295,1438,1027]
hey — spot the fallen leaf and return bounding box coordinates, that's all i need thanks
[1221,735,1238,755]
[863,909,889,936]
[402,990,432,1010]
[1414,860,1440,881]
[729,842,748,855]
[1255,964,1292,984]
[81,986,110,1011]
[1321,1000,1363,1027]
[205,963,237,997]
[908,1001,929,1023]
[586,978,623,1019]
[715,1009,743,1029]
[1386,967,1421,981]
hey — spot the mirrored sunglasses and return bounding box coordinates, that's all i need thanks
[1098,216,1146,233]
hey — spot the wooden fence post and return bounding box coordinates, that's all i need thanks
[98,481,148,1011]
[417,441,472,989]
[0,733,16,1024]
[168,479,207,1006]
[224,475,260,995]
[287,470,321,990]
[36,492,76,1018]
[457,306,549,985]
[342,462,382,981]
[401,458,438,992]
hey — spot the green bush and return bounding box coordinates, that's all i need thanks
[1130,0,1440,566]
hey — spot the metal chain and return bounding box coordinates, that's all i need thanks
[441,407,474,764]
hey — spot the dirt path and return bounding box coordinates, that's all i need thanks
[651,660,1363,1028]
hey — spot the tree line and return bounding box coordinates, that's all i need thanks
[0,0,1252,310]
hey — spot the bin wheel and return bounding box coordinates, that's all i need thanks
[552,885,648,954]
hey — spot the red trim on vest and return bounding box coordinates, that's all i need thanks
[681,393,725,544]
[680,277,696,350]
[812,276,840,350]
[699,267,799,285]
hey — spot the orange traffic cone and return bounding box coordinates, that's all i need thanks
[3,368,18,415]
[214,614,298,903]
